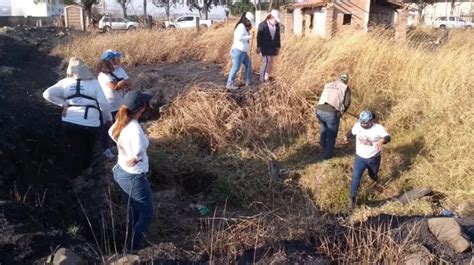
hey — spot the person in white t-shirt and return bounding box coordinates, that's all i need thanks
[345,110,391,209]
[97,50,132,158]
[109,90,154,251]
[97,50,132,117]
[226,12,254,90]
[43,57,113,176]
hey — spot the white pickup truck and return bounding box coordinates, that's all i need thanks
[165,15,213,29]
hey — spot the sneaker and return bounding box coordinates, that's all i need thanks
[226,84,239,90]
[103,148,115,159]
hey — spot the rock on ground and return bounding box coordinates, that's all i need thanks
[46,248,84,265]
[428,217,471,253]
[104,254,140,265]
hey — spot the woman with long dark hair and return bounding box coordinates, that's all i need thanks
[108,90,154,251]
[226,12,254,90]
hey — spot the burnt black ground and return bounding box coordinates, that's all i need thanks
[0,28,95,265]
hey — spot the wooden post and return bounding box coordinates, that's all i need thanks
[196,16,200,32]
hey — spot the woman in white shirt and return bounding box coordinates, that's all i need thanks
[97,50,132,157]
[43,57,112,176]
[226,12,254,90]
[108,90,154,251]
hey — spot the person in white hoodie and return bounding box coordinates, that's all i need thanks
[43,57,112,176]
[226,12,254,90]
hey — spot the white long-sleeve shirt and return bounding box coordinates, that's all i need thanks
[43,77,112,127]
[109,120,149,174]
[231,23,251,52]
[98,67,130,112]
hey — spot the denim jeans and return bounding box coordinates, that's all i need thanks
[316,110,340,159]
[226,49,252,86]
[113,164,154,250]
[350,154,381,198]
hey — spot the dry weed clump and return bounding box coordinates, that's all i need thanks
[56,26,474,220]
[319,219,423,263]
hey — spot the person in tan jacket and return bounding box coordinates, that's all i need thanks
[315,73,351,159]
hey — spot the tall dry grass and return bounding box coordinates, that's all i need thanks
[54,26,473,261]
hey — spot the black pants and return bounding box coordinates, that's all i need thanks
[101,110,118,151]
[62,122,100,177]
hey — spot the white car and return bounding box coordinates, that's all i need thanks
[165,16,213,29]
[433,16,473,29]
[98,16,140,32]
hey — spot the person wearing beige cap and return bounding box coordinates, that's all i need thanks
[226,12,254,90]
[257,9,281,83]
[43,57,112,176]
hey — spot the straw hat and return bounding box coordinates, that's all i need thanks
[66,57,94,80]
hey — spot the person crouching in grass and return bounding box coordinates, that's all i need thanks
[345,110,391,209]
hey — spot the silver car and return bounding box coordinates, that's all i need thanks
[98,16,140,32]
[433,16,473,29]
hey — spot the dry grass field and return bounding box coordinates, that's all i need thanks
[53,25,474,262]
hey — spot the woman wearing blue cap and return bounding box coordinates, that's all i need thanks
[345,110,391,209]
[98,50,132,158]
[109,90,154,251]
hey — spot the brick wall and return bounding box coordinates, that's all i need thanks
[333,0,370,32]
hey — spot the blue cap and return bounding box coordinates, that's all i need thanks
[359,110,373,123]
[123,90,152,112]
[101,50,122,61]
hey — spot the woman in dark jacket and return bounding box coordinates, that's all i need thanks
[256,10,281,83]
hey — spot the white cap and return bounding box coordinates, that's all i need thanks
[245,12,254,24]
[270,10,281,23]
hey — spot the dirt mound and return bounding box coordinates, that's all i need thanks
[0,26,78,53]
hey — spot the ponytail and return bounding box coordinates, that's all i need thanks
[111,106,133,140]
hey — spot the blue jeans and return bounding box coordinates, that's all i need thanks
[350,154,381,198]
[226,49,252,86]
[113,164,154,250]
[316,110,340,159]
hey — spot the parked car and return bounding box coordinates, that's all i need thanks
[98,16,140,32]
[164,16,213,29]
[433,16,473,29]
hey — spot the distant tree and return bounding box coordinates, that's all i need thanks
[152,0,176,20]
[188,0,216,19]
[117,0,132,17]
[143,0,148,25]
[411,0,434,23]
[81,0,98,19]
[62,0,76,5]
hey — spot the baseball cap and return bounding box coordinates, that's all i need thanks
[101,49,122,62]
[339,73,349,84]
[123,91,152,112]
[359,110,373,123]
